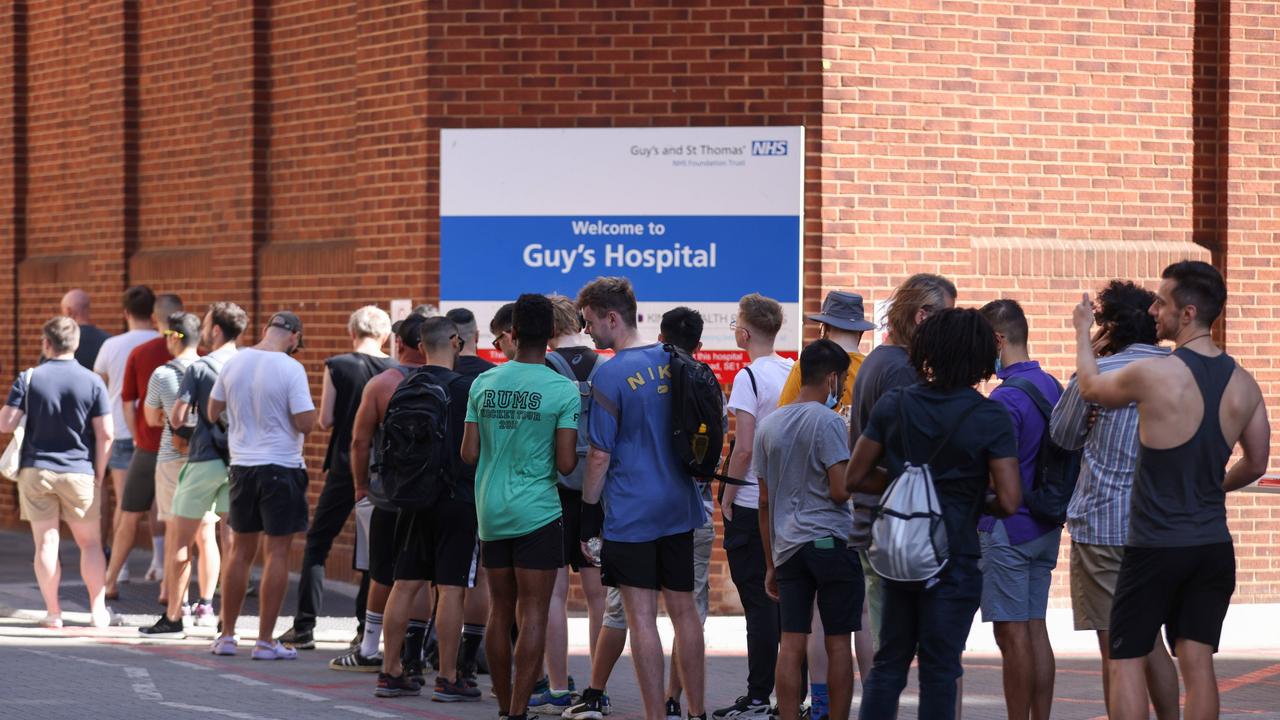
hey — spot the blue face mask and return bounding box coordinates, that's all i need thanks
[825,392,838,409]
[994,356,1003,374]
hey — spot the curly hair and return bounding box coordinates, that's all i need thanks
[909,307,997,390]
[1095,280,1158,352]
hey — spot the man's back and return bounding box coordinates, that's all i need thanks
[9,359,110,474]
[324,352,396,473]
[212,348,313,469]
[1130,348,1262,454]
[93,328,157,440]
[177,345,236,463]
[588,343,706,543]
[75,324,111,371]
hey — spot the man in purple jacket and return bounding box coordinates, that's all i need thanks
[977,300,1064,720]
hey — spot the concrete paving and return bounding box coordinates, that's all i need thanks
[1,529,1278,719]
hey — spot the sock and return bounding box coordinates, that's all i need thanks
[199,598,212,607]
[460,622,485,674]
[810,682,829,720]
[403,618,428,666]
[361,611,383,658]
[150,536,165,568]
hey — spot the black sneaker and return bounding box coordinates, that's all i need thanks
[404,659,426,686]
[375,672,422,698]
[712,697,771,718]
[138,614,184,638]
[277,627,315,650]
[665,698,682,720]
[564,688,606,720]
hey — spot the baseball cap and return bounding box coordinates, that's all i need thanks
[392,313,429,347]
[268,311,305,348]
[807,291,876,332]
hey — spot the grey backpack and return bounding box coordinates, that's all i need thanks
[545,349,605,491]
[868,396,980,583]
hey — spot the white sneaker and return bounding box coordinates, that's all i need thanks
[211,635,239,656]
[117,565,131,584]
[192,602,218,627]
[252,640,298,661]
[90,608,124,628]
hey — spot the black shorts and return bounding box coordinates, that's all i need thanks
[482,518,564,571]
[1109,542,1235,659]
[368,506,399,586]
[558,487,589,571]
[603,530,694,592]
[393,497,480,586]
[777,541,864,635]
[120,449,159,513]
[228,464,310,537]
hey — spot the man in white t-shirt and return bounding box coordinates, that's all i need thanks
[207,311,316,661]
[92,285,158,568]
[716,293,795,719]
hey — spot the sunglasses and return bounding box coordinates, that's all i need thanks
[162,329,185,339]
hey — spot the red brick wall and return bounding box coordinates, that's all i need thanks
[1,0,1277,611]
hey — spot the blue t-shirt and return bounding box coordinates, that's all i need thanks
[7,359,111,475]
[588,343,707,543]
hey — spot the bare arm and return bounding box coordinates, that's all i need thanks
[986,456,1022,517]
[291,409,317,435]
[349,383,380,501]
[206,397,225,424]
[461,422,479,466]
[143,403,165,428]
[1073,293,1145,409]
[123,402,139,439]
[92,414,114,486]
[844,435,888,495]
[1225,398,1271,492]
[759,479,778,601]
[722,411,757,518]
[0,406,21,435]
[828,460,851,505]
[582,446,611,504]
[169,398,191,430]
[318,367,336,431]
[554,427,579,476]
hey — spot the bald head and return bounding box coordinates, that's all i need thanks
[61,289,91,323]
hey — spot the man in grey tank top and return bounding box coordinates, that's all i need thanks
[1072,261,1270,720]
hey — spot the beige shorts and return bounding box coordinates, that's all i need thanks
[154,459,185,521]
[1071,542,1125,631]
[17,467,100,523]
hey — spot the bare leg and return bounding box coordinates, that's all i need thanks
[824,633,854,720]
[1109,657,1150,720]
[103,468,127,551]
[219,531,259,639]
[1146,639,1181,720]
[853,596,874,686]
[195,519,221,600]
[1176,638,1217,720]
[1096,631,1114,717]
[255,534,293,642]
[158,516,176,604]
[1028,619,1054,720]
[66,518,109,623]
[512,568,557,716]
[546,567,571,689]
[621,586,666,720]
[580,566,606,660]
[665,588,705,716]
[165,516,204,621]
[487,567,518,714]
[994,621,1033,720]
[808,604,829,708]
[383,580,428,677]
[105,510,144,592]
[591,625,627,691]
[29,519,62,619]
[777,633,807,720]
[437,585,466,680]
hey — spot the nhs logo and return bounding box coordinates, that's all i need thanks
[751,140,788,156]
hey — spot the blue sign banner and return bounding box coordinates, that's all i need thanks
[440,215,800,303]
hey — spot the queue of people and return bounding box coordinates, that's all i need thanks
[1,259,1268,720]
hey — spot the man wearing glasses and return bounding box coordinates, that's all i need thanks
[207,310,316,660]
[490,302,517,361]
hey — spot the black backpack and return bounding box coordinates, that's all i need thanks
[376,367,453,510]
[1001,376,1082,526]
[665,344,746,485]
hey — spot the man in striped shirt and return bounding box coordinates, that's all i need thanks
[1049,280,1177,719]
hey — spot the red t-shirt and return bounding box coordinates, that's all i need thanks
[121,337,172,453]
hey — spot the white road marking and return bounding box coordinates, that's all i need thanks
[159,701,283,719]
[334,706,400,718]
[219,673,269,686]
[124,666,163,702]
[166,659,210,670]
[272,688,327,702]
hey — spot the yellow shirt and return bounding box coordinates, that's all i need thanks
[777,351,866,412]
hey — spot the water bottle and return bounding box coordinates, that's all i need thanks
[586,536,603,567]
[691,423,709,464]
[184,406,198,430]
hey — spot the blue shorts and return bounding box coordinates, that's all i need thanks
[978,521,1062,623]
[107,437,135,471]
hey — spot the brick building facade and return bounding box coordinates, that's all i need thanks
[1,1,1277,613]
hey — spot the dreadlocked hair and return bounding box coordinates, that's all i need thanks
[909,307,998,391]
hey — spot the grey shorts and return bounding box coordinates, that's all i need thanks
[119,448,158,513]
[978,521,1062,623]
[603,520,713,629]
[108,437,135,471]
